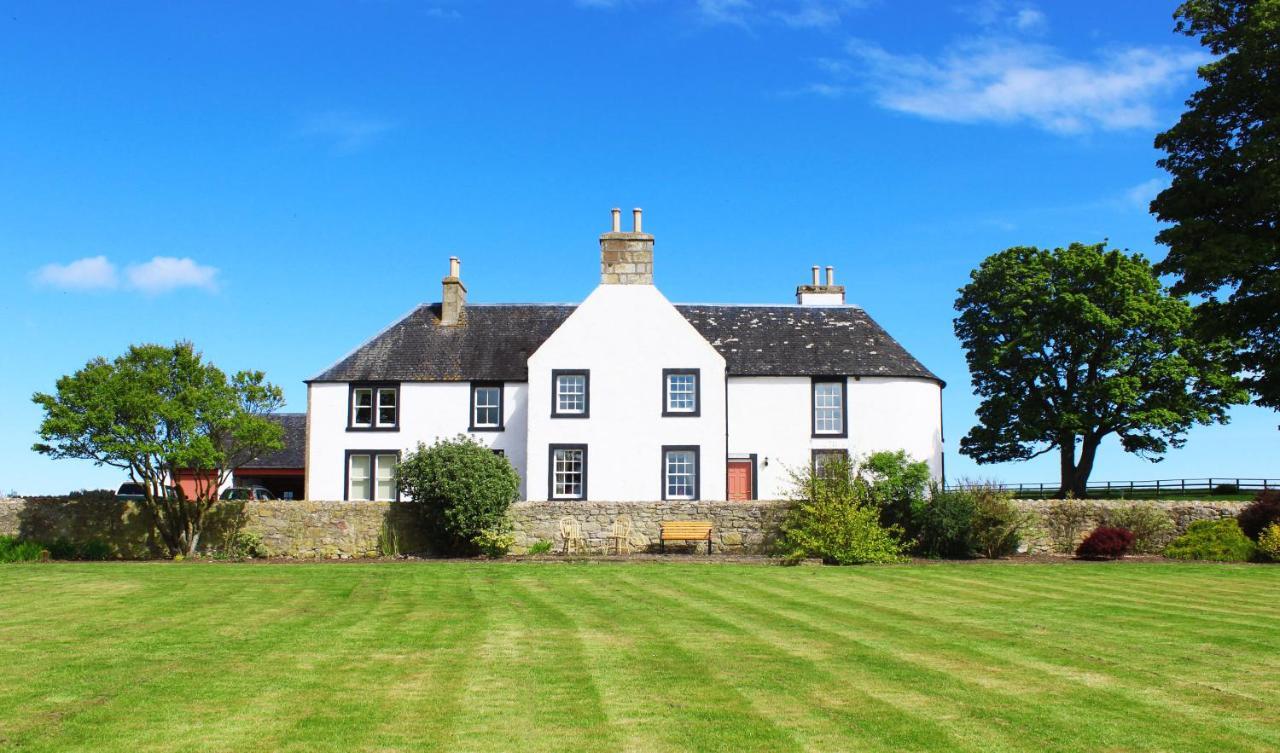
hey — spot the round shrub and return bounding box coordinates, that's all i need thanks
[1164,519,1258,562]
[396,435,521,556]
[1236,491,1280,541]
[779,454,905,565]
[1099,503,1175,554]
[1258,524,1280,562]
[911,487,977,558]
[1076,526,1135,559]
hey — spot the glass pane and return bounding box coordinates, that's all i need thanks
[665,450,695,498]
[666,374,696,411]
[353,389,373,425]
[376,388,397,426]
[349,454,371,500]
[375,454,397,500]
[814,382,843,433]
[474,387,500,426]
[553,448,583,497]
[556,375,585,413]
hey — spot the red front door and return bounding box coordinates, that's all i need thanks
[727,459,753,501]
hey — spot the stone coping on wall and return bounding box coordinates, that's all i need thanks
[0,497,1253,559]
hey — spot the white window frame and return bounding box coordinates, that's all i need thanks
[346,451,398,501]
[549,445,587,500]
[551,370,589,418]
[812,379,846,437]
[470,383,503,430]
[662,369,700,416]
[662,446,699,501]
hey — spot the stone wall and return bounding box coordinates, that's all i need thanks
[1015,498,1249,554]
[0,496,1253,559]
[508,499,790,554]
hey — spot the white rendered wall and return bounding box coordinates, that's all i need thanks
[525,284,728,501]
[306,381,530,500]
[727,376,943,499]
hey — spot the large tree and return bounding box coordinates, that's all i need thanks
[955,243,1247,498]
[1152,0,1280,409]
[32,342,284,556]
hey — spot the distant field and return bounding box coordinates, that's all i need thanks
[1,562,1278,753]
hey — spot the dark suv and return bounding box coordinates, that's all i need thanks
[219,486,276,501]
[116,482,177,501]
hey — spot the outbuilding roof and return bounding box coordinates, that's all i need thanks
[241,413,307,469]
[309,302,941,385]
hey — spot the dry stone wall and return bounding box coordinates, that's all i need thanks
[0,497,1253,559]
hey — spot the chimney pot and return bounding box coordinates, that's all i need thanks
[632,208,642,233]
[611,208,621,233]
[811,266,820,285]
[826,265,835,286]
[449,256,460,278]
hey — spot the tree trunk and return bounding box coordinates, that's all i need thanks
[1057,434,1101,498]
[1056,436,1077,498]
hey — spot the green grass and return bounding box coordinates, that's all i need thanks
[1,562,1278,753]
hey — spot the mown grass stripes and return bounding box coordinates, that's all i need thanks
[0,562,1276,753]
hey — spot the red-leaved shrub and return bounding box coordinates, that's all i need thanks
[1237,491,1280,541]
[1076,526,1135,559]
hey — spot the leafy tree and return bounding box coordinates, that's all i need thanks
[955,243,1247,498]
[1152,1,1280,409]
[32,342,284,556]
[396,435,520,555]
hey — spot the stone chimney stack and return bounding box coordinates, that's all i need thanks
[441,256,467,325]
[600,207,654,285]
[796,264,845,305]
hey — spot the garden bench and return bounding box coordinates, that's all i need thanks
[659,521,713,554]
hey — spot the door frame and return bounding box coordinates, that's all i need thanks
[727,454,758,501]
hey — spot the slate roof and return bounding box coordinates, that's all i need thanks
[241,413,306,469]
[309,302,941,385]
[675,305,941,382]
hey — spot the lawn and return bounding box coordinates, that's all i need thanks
[1,563,1278,753]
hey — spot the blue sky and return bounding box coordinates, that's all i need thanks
[2,0,1275,494]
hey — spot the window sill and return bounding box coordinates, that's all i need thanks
[347,426,400,432]
[468,425,505,432]
[662,410,701,418]
[550,413,590,419]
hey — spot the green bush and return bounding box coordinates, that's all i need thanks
[527,540,553,555]
[397,435,521,555]
[0,536,46,563]
[970,485,1029,558]
[44,538,113,561]
[861,450,931,531]
[910,485,976,558]
[1100,503,1176,554]
[1236,492,1280,540]
[779,455,905,565]
[1258,524,1280,561]
[1164,519,1258,562]
[1040,498,1094,554]
[473,527,515,558]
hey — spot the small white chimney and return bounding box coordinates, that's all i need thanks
[796,264,845,305]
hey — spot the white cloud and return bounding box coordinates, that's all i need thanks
[696,0,753,27]
[33,256,119,291]
[125,257,220,294]
[833,36,1206,134]
[298,112,396,152]
[1122,178,1165,210]
[1011,8,1045,32]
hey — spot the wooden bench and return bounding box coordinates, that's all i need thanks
[659,521,713,554]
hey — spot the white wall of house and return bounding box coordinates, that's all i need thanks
[306,380,530,500]
[525,284,728,502]
[727,375,943,499]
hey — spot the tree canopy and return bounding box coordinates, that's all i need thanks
[1152,0,1280,409]
[954,243,1247,498]
[32,342,284,556]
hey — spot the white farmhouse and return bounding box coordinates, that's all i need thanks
[305,209,944,502]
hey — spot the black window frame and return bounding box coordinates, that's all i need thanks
[343,449,402,501]
[810,377,848,438]
[661,368,701,417]
[548,444,588,500]
[660,445,701,501]
[347,382,400,432]
[811,448,850,478]
[469,381,505,432]
[550,369,591,418]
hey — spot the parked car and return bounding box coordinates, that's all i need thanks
[115,482,178,501]
[220,486,276,501]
